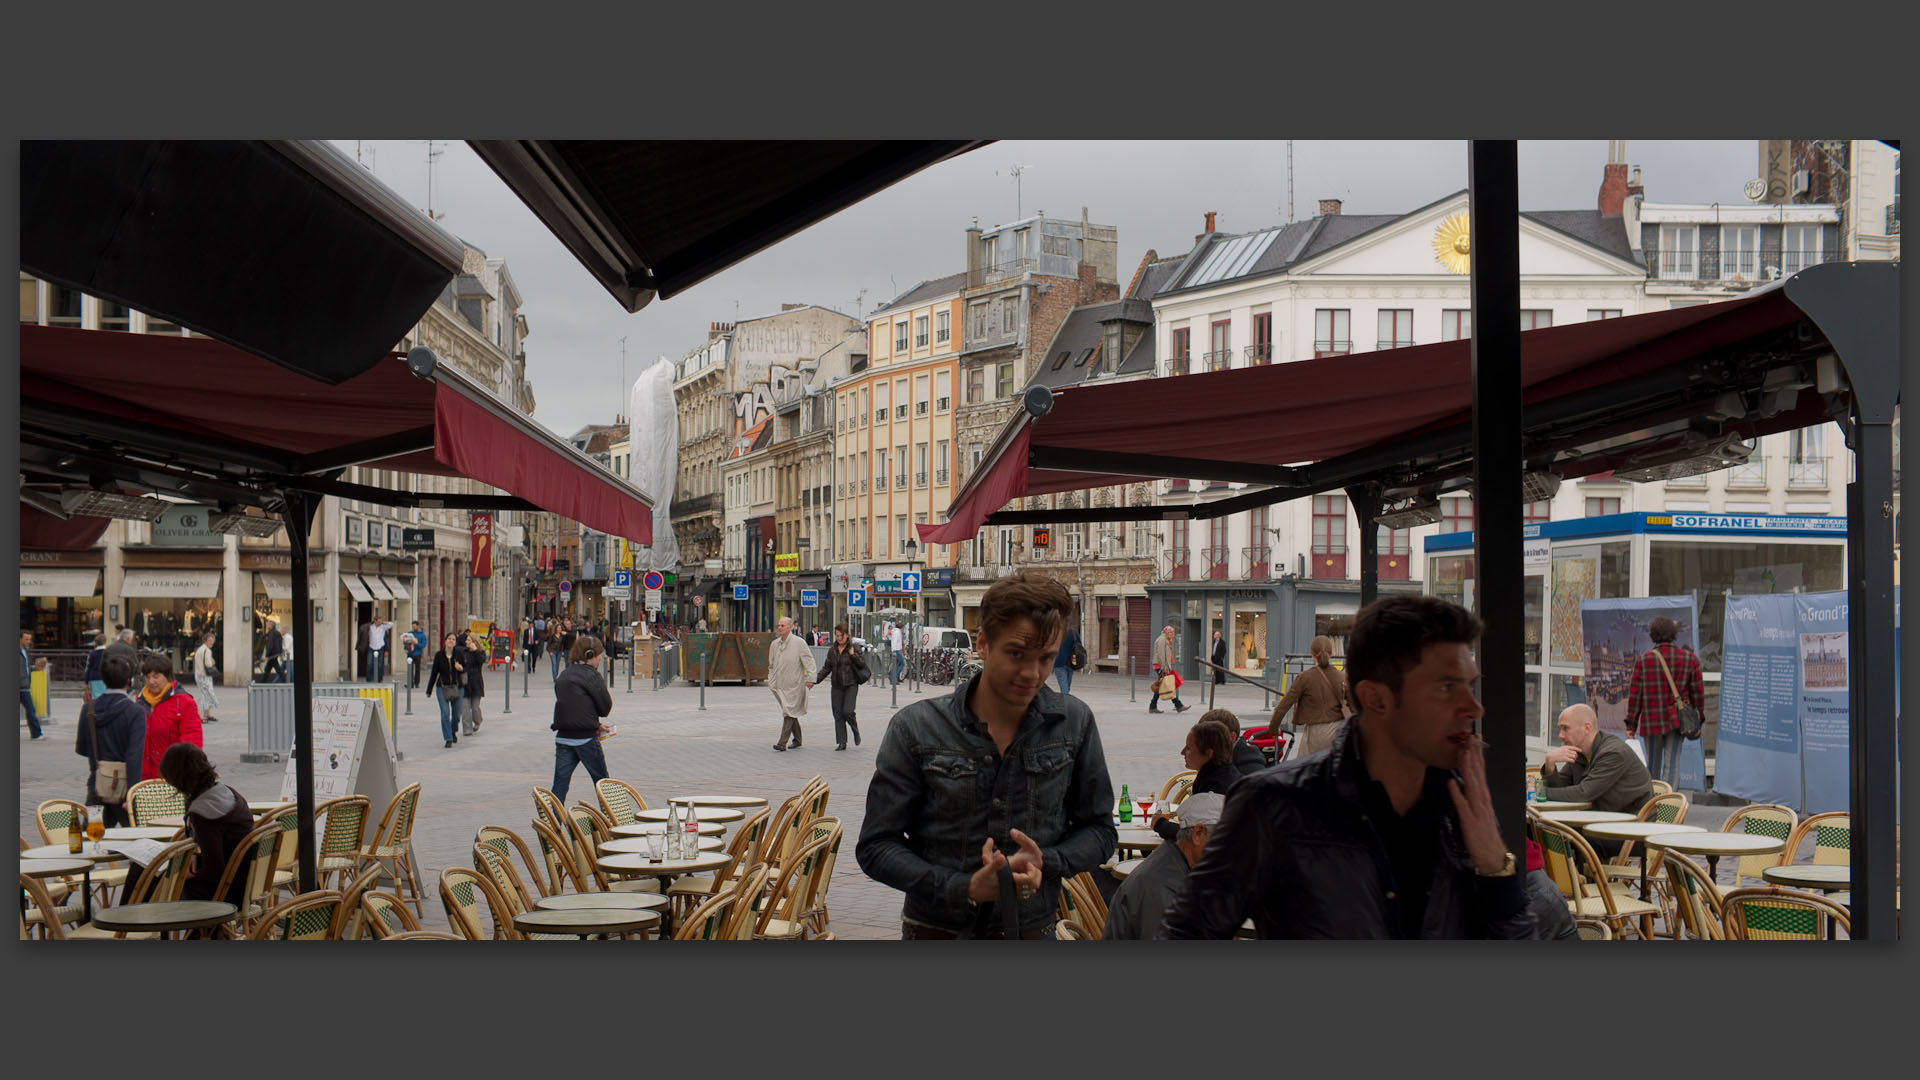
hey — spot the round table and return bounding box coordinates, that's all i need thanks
[1537,810,1637,826]
[596,851,730,878]
[533,892,670,913]
[634,806,744,824]
[666,795,768,810]
[1113,828,1163,854]
[1532,800,1592,812]
[1110,858,1145,879]
[1581,821,1704,898]
[90,900,237,938]
[1761,864,1851,891]
[21,846,121,921]
[1644,831,1784,883]
[104,826,182,841]
[610,821,724,839]
[20,856,93,879]
[512,907,661,940]
[600,836,724,855]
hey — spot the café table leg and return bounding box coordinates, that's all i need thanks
[81,865,94,924]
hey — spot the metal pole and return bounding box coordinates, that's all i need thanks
[1129,655,1136,703]
[404,667,412,716]
[282,490,319,895]
[523,642,529,698]
[390,667,403,761]
[699,652,708,711]
[501,641,511,713]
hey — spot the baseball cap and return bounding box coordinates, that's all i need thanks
[1175,792,1226,828]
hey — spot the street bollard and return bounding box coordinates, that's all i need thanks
[891,651,898,711]
[404,672,412,716]
[502,660,511,714]
[1129,655,1137,702]
[699,653,708,711]
[523,650,529,699]
[391,672,404,761]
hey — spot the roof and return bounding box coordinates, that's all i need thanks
[872,270,968,314]
[1521,209,1639,264]
[1027,297,1159,391]
[454,273,494,299]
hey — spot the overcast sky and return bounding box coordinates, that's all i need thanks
[334,140,1762,436]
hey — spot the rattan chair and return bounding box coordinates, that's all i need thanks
[721,864,772,940]
[382,930,465,940]
[33,798,128,906]
[471,844,583,940]
[1601,791,1691,896]
[34,798,86,845]
[331,865,402,939]
[1573,918,1613,940]
[64,839,199,940]
[561,802,661,895]
[440,867,517,940]
[668,806,770,916]
[1534,818,1663,939]
[674,890,737,940]
[476,825,552,900]
[1722,886,1851,940]
[126,779,188,827]
[357,782,424,916]
[754,831,834,940]
[249,889,346,940]
[264,803,306,904]
[1782,811,1850,867]
[595,778,648,825]
[1648,779,1674,796]
[530,786,567,834]
[209,818,292,938]
[1720,804,1799,886]
[1062,872,1108,939]
[1156,770,1198,806]
[1660,850,1727,940]
[19,874,71,940]
[797,817,846,939]
[313,795,372,889]
[757,792,806,879]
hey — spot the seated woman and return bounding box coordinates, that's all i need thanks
[158,742,256,906]
[1152,713,1244,842]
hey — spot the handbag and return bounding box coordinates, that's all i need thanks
[1651,648,1703,740]
[1153,674,1176,699]
[88,701,128,804]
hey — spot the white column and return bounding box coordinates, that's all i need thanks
[222,535,243,686]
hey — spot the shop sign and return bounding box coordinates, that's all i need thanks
[775,553,800,573]
[471,513,493,578]
[401,528,434,551]
[151,503,222,546]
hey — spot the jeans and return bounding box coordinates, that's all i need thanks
[551,738,608,805]
[436,690,462,743]
[1644,731,1684,785]
[368,649,386,683]
[263,655,285,682]
[1053,666,1073,696]
[892,650,905,682]
[192,674,220,714]
[19,689,43,738]
[550,650,563,680]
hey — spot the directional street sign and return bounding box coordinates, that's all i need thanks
[733,585,750,601]
[613,570,631,589]
[604,587,631,600]
[901,571,921,593]
[800,589,819,608]
[847,588,866,610]
[642,570,665,591]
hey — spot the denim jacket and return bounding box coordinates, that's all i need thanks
[855,676,1116,934]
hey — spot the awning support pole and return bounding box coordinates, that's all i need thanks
[1469,140,1527,858]
[282,490,321,895]
[1348,485,1381,610]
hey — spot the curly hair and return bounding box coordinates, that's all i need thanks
[159,741,220,800]
[1648,616,1679,644]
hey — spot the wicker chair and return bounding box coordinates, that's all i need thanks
[721,864,772,940]
[440,867,517,940]
[1782,812,1850,867]
[209,818,293,937]
[382,930,465,940]
[753,831,835,940]
[1720,804,1799,886]
[674,891,737,940]
[332,864,422,940]
[34,798,129,907]
[357,782,424,917]
[797,817,846,939]
[561,803,661,895]
[1156,770,1198,806]
[1573,918,1614,940]
[265,803,304,904]
[1722,886,1851,940]
[1601,791,1691,897]
[668,806,771,916]
[34,797,86,845]
[1534,818,1663,939]
[248,890,346,940]
[19,874,70,940]
[64,839,199,940]
[1062,872,1109,939]
[471,845,581,940]
[756,792,806,880]
[313,795,372,889]
[476,825,552,900]
[595,778,648,826]
[1648,779,1674,796]
[530,786,567,834]
[1055,918,1089,940]
[126,779,188,827]
[1661,850,1727,940]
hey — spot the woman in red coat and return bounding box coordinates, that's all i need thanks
[137,653,204,781]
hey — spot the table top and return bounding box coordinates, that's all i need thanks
[597,851,731,877]
[1762,864,1852,890]
[1644,832,1785,856]
[104,826,182,841]
[91,901,237,932]
[22,843,123,862]
[1579,821,1705,841]
[533,892,671,913]
[601,836,724,855]
[1111,858,1145,879]
[19,857,94,878]
[513,907,661,935]
[610,821,724,839]
[1531,800,1592,812]
[634,806,744,823]
[1537,810,1638,825]
[667,795,768,809]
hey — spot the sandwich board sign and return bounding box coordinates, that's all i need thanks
[279,696,399,817]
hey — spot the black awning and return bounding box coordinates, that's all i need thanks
[469,140,989,312]
[20,140,465,385]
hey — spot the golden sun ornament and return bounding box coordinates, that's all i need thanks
[1433,213,1471,274]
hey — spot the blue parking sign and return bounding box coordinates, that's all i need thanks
[614,570,631,589]
[847,588,866,610]
[733,584,749,601]
[800,589,819,608]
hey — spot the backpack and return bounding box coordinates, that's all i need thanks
[1068,631,1088,671]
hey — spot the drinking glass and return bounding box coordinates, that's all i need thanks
[1136,795,1155,821]
[645,830,665,861]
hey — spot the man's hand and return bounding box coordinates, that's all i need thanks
[966,831,1045,903]
[967,837,1010,902]
[1447,738,1510,875]
[1543,745,1578,766]
[1005,828,1043,899]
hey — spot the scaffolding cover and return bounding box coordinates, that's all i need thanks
[630,357,681,573]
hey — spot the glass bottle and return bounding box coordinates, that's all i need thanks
[69,805,86,854]
[684,802,700,857]
[665,801,683,860]
[1117,784,1132,824]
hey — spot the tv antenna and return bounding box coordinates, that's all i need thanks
[1286,140,1295,224]
[619,336,628,418]
[854,287,867,320]
[999,163,1034,219]
[410,140,447,220]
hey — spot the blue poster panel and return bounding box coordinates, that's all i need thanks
[1795,592,1851,814]
[1713,594,1804,808]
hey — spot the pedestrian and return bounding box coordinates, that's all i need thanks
[75,653,144,828]
[1149,713,1241,842]
[695,615,709,634]
[261,619,285,683]
[280,622,296,683]
[888,620,905,685]
[426,633,465,748]
[461,631,488,734]
[1268,635,1349,759]
[190,631,221,722]
[106,628,140,690]
[522,619,541,675]
[1149,625,1189,714]
[816,622,870,751]
[19,630,46,740]
[137,653,204,781]
[356,614,372,681]
[403,621,426,688]
[1211,630,1228,684]
[1102,792,1226,940]
[549,635,613,805]
[1052,621,1083,697]
[1159,595,1535,939]
[82,630,108,708]
[546,621,564,680]
[856,570,1116,938]
[767,616,813,751]
[1624,615,1703,785]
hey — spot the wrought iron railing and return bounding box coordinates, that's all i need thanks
[1787,456,1829,488]
[1201,547,1230,580]
[1242,545,1271,578]
[1243,343,1273,365]
[1202,350,1231,372]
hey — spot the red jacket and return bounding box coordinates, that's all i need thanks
[141,680,203,779]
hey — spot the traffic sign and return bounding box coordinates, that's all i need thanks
[901,571,922,593]
[604,587,631,600]
[847,588,866,610]
[642,570,664,591]
[646,587,662,609]
[613,570,631,589]
[559,580,572,594]
[691,595,704,607]
[733,585,749,601]
[800,589,819,608]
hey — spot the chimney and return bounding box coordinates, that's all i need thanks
[1205,211,1217,233]
[966,221,983,288]
[1598,162,1630,216]
[781,302,805,311]
[1318,199,1342,216]
[1078,260,1097,302]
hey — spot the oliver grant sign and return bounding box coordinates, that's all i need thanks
[152,504,222,546]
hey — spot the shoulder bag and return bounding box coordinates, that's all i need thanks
[1069,635,1088,672]
[1651,648,1702,740]
[88,701,128,805]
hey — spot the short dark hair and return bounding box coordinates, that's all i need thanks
[1199,707,1241,736]
[977,570,1072,651]
[1189,717,1235,764]
[1648,616,1679,644]
[1343,595,1482,710]
[140,652,174,679]
[834,623,850,636]
[101,653,135,689]
[160,741,219,800]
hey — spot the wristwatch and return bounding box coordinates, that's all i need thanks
[1476,852,1517,878]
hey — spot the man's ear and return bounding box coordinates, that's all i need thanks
[1354,679,1391,715]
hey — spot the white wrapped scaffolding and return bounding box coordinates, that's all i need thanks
[628,357,681,574]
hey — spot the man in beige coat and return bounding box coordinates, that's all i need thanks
[768,616,814,751]
[1269,635,1348,757]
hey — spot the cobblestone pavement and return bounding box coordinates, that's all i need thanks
[22,668,1794,939]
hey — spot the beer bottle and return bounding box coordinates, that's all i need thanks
[69,805,85,854]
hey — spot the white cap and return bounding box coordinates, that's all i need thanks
[1175,792,1225,828]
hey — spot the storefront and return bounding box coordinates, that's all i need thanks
[118,562,226,673]
[922,568,955,629]
[19,552,105,648]
[1146,578,1423,684]
[1425,511,1849,749]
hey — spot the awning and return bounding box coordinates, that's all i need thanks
[253,573,327,601]
[360,575,396,601]
[381,576,413,602]
[20,141,464,385]
[19,568,102,598]
[342,576,376,603]
[120,568,222,598]
[19,325,653,544]
[471,141,989,313]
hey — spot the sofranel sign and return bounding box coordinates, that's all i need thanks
[1650,514,1848,534]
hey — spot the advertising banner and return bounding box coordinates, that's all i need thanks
[1578,596,1707,789]
[1794,592,1850,814]
[1713,595,1804,808]
[470,513,493,578]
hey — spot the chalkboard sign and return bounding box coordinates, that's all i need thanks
[490,630,513,669]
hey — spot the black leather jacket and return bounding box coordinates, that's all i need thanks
[1158,721,1537,939]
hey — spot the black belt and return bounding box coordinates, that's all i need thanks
[902,922,1049,940]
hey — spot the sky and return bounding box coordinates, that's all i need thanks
[333,140,1764,437]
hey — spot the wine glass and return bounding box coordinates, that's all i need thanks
[1136,794,1155,822]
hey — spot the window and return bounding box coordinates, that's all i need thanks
[1519,310,1552,331]
[1584,496,1621,517]
[1440,309,1470,341]
[915,443,927,484]
[1721,225,1760,279]
[1523,499,1552,525]
[936,309,950,343]
[1103,323,1123,372]
[98,298,131,332]
[996,362,1014,398]
[1208,517,1229,579]
[1658,225,1697,278]
[966,366,984,403]
[895,321,909,352]
[935,369,950,410]
[1170,327,1191,375]
[1003,299,1017,334]
[1585,309,1622,320]
[1788,426,1828,487]
[1250,311,1272,364]
[1015,227,1029,265]
[896,515,908,553]
[1208,319,1231,371]
[1064,523,1083,560]
[1376,309,1413,350]
[1782,224,1823,276]
[981,235,998,271]
[914,374,929,414]
[1439,495,1474,534]
[859,387,869,421]
[896,446,908,481]
[914,315,928,348]
[1377,524,1411,580]
[1171,519,1190,579]
[970,443,985,474]
[47,284,83,328]
[970,302,990,341]
[874,382,888,416]
[896,379,908,416]
[935,439,949,483]
[1313,309,1350,356]
[1311,495,1346,579]
[19,277,40,323]
[879,516,890,555]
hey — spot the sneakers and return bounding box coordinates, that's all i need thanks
[444,739,454,748]
[834,744,847,751]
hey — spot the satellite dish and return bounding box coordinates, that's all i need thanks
[1742,178,1767,201]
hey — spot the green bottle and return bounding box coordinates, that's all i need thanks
[1118,783,1132,824]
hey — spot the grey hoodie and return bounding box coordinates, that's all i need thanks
[182,783,257,904]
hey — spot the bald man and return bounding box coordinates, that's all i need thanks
[1269,636,1348,758]
[1540,704,1653,855]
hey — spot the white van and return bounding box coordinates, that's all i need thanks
[918,626,974,653]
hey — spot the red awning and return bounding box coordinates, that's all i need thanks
[922,286,1810,545]
[19,325,652,543]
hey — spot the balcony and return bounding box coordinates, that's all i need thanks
[1889,202,1900,235]
[1170,355,1190,376]
[874,475,887,492]
[915,472,927,487]
[896,474,908,489]
[1243,343,1273,365]
[1160,552,1191,581]
[1720,250,1760,280]
[1202,350,1231,372]
[936,396,949,412]
[916,401,928,416]
[1655,251,1698,279]
[916,334,928,347]
[670,493,722,518]
[874,409,886,424]
[1787,456,1829,489]
[1664,473,1709,490]
[1201,546,1230,580]
[936,468,948,485]
[1312,340,1351,357]
[1242,545,1271,579]
[860,479,868,493]
[895,405,908,419]
[1724,456,1769,489]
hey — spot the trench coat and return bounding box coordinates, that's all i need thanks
[767,633,812,717]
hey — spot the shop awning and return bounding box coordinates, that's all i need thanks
[360,575,396,601]
[120,569,222,598]
[342,576,376,603]
[380,576,413,602]
[253,573,328,601]
[19,325,654,544]
[19,568,102,598]
[470,141,989,313]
